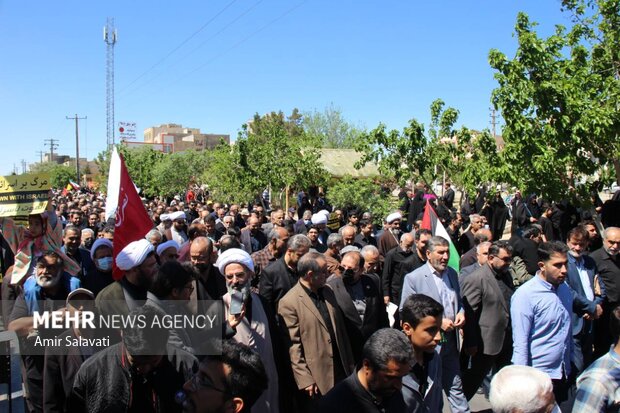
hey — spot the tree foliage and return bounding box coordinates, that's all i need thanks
[489,0,620,200]
[302,104,365,148]
[326,176,396,224]
[203,110,328,205]
[29,162,75,189]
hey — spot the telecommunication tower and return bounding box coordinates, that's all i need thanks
[104,18,117,149]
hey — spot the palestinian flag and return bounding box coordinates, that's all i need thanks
[421,200,460,272]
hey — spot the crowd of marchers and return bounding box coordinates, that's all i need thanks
[1,181,620,413]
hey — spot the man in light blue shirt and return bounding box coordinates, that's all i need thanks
[511,241,574,409]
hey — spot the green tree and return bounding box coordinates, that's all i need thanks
[208,110,327,205]
[30,162,75,189]
[153,149,211,198]
[302,104,365,148]
[117,145,165,197]
[355,99,464,186]
[489,1,620,200]
[326,176,396,224]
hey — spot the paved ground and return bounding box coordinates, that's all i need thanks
[443,393,492,413]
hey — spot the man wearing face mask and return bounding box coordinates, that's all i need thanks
[294,210,314,234]
[81,238,115,297]
[378,212,402,257]
[96,239,159,318]
[81,228,95,250]
[328,251,389,362]
[216,248,283,413]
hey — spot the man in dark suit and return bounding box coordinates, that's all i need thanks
[590,226,619,357]
[460,241,515,400]
[382,233,415,306]
[443,182,455,209]
[327,251,389,362]
[278,252,355,411]
[459,228,492,269]
[458,214,483,255]
[459,241,491,282]
[565,226,604,374]
[399,236,468,413]
[259,234,311,314]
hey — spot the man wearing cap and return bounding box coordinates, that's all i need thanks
[169,211,189,246]
[378,212,402,256]
[156,240,180,265]
[216,248,283,413]
[81,238,114,297]
[95,238,158,318]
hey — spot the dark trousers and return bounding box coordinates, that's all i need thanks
[460,333,512,401]
[552,375,576,413]
[460,352,496,400]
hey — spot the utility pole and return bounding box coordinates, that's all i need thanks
[21,159,27,174]
[66,114,87,184]
[104,18,117,149]
[44,138,59,163]
[490,107,499,138]
[36,151,45,164]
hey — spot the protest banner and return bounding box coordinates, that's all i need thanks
[0,173,50,217]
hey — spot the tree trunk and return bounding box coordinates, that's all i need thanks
[614,159,620,185]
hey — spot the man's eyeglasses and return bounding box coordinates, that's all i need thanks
[186,372,229,395]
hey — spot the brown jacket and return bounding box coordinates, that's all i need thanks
[277,281,355,396]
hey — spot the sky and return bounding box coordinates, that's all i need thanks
[0,1,572,175]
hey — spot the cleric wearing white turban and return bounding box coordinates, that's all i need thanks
[156,240,180,257]
[116,238,155,271]
[215,248,254,274]
[386,212,402,224]
[311,213,328,226]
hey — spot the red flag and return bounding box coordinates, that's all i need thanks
[112,153,154,280]
[421,200,434,232]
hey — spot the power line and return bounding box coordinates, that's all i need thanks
[176,1,307,85]
[118,0,261,100]
[121,1,306,103]
[44,138,59,162]
[118,0,240,94]
[67,114,87,184]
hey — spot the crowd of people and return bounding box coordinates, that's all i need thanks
[0,181,619,413]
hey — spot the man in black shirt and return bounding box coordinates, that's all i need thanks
[319,328,411,413]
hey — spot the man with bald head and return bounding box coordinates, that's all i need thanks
[241,216,268,253]
[459,228,493,269]
[251,226,290,282]
[382,232,415,306]
[190,236,227,301]
[591,227,620,357]
[340,225,357,247]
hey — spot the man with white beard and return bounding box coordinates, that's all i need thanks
[216,248,282,413]
[8,251,82,413]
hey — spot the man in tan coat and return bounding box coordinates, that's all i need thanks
[278,251,355,411]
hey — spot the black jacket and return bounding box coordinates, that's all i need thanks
[319,372,406,413]
[258,257,298,314]
[327,274,389,362]
[69,343,197,413]
[591,247,620,306]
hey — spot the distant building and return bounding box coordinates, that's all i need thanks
[141,123,229,153]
